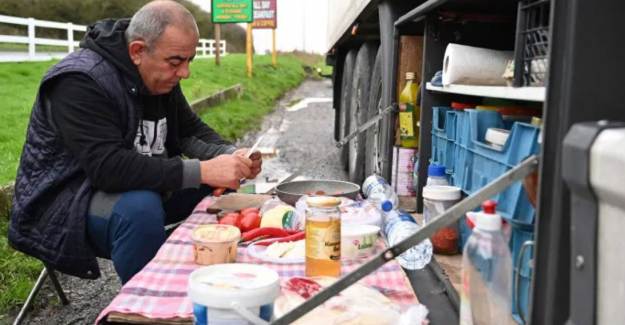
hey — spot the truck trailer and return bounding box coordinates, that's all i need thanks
[324,0,625,324]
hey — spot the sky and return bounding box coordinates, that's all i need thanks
[188,0,330,54]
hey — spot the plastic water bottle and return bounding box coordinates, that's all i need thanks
[362,174,399,212]
[426,163,449,186]
[383,209,433,270]
[460,200,515,325]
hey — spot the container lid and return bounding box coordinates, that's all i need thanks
[341,224,380,237]
[192,224,241,243]
[306,196,342,208]
[451,102,475,110]
[188,263,280,308]
[427,164,446,177]
[422,185,461,201]
[475,200,502,231]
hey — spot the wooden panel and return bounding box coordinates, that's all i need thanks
[396,35,424,100]
[395,36,423,146]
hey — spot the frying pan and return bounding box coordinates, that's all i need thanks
[275,179,360,206]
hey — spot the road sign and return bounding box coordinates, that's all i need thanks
[252,0,277,29]
[212,0,253,24]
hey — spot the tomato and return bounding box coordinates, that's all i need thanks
[240,207,260,215]
[219,212,241,228]
[239,212,261,232]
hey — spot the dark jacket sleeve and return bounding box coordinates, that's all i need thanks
[173,87,237,158]
[48,73,185,192]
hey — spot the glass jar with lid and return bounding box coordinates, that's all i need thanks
[305,196,342,277]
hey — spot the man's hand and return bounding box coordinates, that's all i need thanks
[200,154,253,189]
[233,148,263,179]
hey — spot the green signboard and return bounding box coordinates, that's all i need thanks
[212,0,254,23]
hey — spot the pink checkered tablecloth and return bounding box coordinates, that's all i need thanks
[96,197,418,324]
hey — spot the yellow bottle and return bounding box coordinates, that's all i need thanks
[398,72,420,148]
[305,196,342,277]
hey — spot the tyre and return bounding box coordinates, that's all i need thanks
[339,49,358,170]
[348,42,379,185]
[365,44,383,178]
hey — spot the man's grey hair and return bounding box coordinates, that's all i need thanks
[125,0,199,49]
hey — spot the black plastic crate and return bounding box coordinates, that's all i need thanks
[513,0,550,87]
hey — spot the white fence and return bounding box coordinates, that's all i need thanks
[0,14,226,62]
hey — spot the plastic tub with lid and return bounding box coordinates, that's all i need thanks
[192,224,240,265]
[188,263,280,325]
[341,224,380,260]
[423,186,462,255]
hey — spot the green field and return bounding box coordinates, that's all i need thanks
[0,52,315,317]
[0,53,307,185]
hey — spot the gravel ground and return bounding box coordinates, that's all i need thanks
[12,77,343,324]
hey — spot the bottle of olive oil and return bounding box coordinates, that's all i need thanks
[398,72,420,148]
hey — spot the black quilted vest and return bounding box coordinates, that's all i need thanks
[9,49,141,279]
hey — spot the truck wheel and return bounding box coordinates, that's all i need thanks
[365,44,383,178]
[339,49,357,170]
[348,42,379,185]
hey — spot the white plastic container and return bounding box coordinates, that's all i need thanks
[341,224,380,260]
[188,263,280,325]
[423,185,462,255]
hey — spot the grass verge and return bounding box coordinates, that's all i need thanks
[0,52,308,317]
[192,54,306,140]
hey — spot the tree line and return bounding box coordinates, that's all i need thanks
[0,0,247,53]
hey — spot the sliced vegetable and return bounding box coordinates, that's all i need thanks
[255,231,305,246]
[284,277,322,299]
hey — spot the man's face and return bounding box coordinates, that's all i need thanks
[130,25,199,95]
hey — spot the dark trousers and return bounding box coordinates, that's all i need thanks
[86,186,213,284]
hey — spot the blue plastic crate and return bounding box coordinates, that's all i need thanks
[467,109,504,150]
[509,221,534,324]
[451,142,473,192]
[466,110,540,224]
[449,110,473,191]
[431,107,455,172]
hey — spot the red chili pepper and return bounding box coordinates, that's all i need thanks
[241,227,291,242]
[255,231,305,246]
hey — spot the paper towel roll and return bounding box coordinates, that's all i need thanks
[442,43,513,86]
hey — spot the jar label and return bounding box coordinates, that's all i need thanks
[306,219,341,261]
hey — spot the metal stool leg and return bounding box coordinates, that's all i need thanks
[46,266,69,305]
[12,266,69,325]
[12,268,48,325]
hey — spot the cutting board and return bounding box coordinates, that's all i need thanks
[206,193,273,213]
